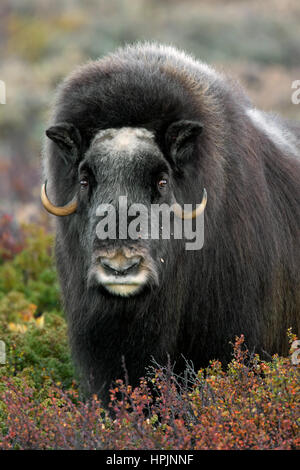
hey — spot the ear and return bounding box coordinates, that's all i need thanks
[165,120,203,167]
[46,122,82,165]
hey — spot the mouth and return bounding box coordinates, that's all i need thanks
[88,258,151,297]
[90,267,149,297]
[88,250,159,297]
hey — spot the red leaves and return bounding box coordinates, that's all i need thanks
[0,213,25,261]
[0,336,299,450]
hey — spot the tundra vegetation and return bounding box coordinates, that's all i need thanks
[0,218,299,450]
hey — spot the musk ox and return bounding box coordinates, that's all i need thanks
[42,43,300,404]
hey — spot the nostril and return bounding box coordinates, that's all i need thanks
[100,256,142,276]
[123,259,140,274]
[100,258,119,275]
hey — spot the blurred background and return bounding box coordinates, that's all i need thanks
[0,0,300,224]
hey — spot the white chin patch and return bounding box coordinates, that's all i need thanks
[89,266,148,297]
[104,283,143,297]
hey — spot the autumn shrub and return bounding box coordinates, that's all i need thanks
[0,221,74,389]
[0,310,75,390]
[0,336,299,450]
[0,214,25,263]
[0,223,60,312]
[0,221,299,450]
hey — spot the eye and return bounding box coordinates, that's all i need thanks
[157,178,168,190]
[79,178,89,189]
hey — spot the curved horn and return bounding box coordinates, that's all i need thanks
[173,188,207,219]
[41,181,77,216]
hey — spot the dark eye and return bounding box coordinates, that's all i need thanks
[157,178,168,190]
[79,178,89,189]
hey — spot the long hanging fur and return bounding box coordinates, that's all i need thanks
[43,43,300,405]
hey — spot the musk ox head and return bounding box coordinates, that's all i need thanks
[41,44,234,304]
[42,117,207,297]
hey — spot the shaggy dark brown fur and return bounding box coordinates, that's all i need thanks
[43,43,300,405]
